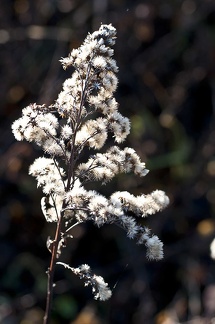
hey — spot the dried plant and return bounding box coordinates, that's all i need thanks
[12,24,169,323]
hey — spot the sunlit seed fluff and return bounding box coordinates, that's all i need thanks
[92,56,107,69]
[210,238,215,259]
[108,112,130,143]
[137,232,150,245]
[41,194,63,222]
[59,52,76,70]
[29,157,51,176]
[29,157,65,196]
[12,117,41,143]
[58,262,112,301]
[43,139,65,156]
[92,275,112,301]
[107,58,118,73]
[79,264,91,273]
[36,115,58,135]
[22,106,37,117]
[93,167,114,182]
[151,190,170,208]
[145,235,164,260]
[120,215,139,239]
[61,125,73,139]
[134,164,149,177]
[76,145,150,184]
[88,195,109,213]
[11,119,25,141]
[65,179,87,202]
[76,118,107,150]
[100,71,118,93]
[12,24,170,302]
[63,76,78,90]
[41,113,59,129]
[88,126,108,150]
[23,125,42,143]
[109,194,122,209]
[138,191,170,216]
[73,210,88,222]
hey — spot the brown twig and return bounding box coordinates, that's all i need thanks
[43,213,64,324]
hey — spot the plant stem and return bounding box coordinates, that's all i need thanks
[43,214,63,324]
[43,60,90,324]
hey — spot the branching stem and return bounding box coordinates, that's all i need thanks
[43,213,64,324]
[43,53,91,324]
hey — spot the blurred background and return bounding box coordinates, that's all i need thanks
[1,0,215,323]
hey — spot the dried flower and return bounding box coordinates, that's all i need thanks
[12,24,169,314]
[57,262,112,301]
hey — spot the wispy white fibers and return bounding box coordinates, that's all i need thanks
[12,24,169,301]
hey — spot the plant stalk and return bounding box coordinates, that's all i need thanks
[43,55,90,324]
[43,214,63,324]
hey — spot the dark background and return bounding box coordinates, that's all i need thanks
[1,0,215,323]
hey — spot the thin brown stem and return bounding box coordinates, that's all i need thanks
[43,213,64,324]
[43,53,92,324]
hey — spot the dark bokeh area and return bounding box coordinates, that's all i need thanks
[1,0,215,323]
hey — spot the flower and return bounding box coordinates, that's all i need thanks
[57,262,112,301]
[12,24,170,305]
[29,157,65,196]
